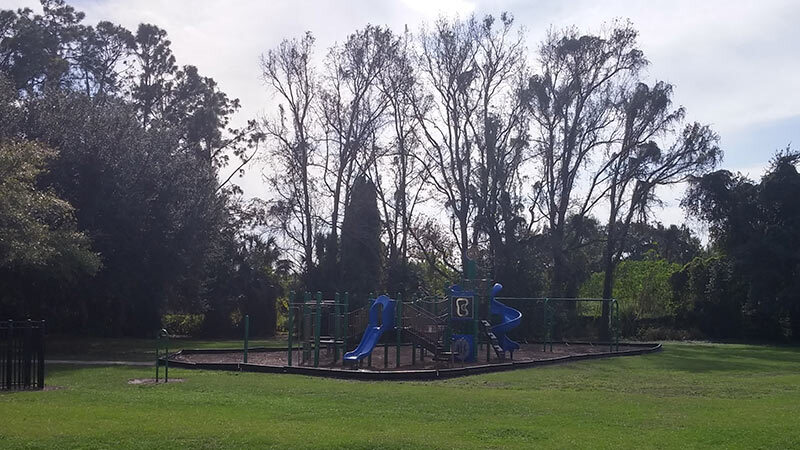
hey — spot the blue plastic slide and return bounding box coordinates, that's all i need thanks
[489,283,521,353]
[343,295,396,363]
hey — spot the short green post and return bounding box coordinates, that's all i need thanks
[243,314,250,364]
[157,329,169,383]
[314,291,322,367]
[396,293,403,368]
[288,291,295,366]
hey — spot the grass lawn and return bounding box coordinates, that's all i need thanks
[45,335,286,362]
[1,342,799,449]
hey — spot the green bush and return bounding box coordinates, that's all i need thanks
[580,259,682,320]
[162,314,205,336]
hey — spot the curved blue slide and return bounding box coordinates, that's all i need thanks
[344,295,396,363]
[489,283,521,353]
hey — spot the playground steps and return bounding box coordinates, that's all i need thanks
[432,349,454,362]
[481,320,506,361]
[402,327,453,363]
[317,336,345,345]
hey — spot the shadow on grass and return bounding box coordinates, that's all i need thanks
[647,343,800,373]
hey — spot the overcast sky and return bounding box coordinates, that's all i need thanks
[5,0,799,227]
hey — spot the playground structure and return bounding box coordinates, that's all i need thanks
[161,259,637,379]
[284,264,620,371]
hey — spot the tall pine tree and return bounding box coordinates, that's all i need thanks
[340,176,382,309]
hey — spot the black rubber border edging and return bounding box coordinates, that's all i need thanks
[161,342,662,381]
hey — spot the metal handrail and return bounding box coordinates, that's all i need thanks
[401,302,446,352]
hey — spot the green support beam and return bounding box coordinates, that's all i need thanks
[334,292,341,363]
[396,293,402,368]
[243,314,249,364]
[313,291,322,367]
[343,292,349,362]
[287,291,295,366]
[367,293,374,367]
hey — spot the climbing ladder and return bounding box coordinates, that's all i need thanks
[481,320,506,361]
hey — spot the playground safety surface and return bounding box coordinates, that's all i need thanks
[166,342,661,380]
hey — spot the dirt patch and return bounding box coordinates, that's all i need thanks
[41,385,65,391]
[127,378,185,385]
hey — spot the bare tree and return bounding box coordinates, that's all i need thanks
[412,15,482,273]
[470,13,529,279]
[260,32,318,275]
[318,25,397,278]
[368,27,430,290]
[412,13,530,276]
[527,23,647,296]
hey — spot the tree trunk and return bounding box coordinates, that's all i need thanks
[600,237,615,341]
[301,145,314,277]
[549,226,566,298]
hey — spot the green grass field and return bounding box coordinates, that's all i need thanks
[2,342,799,449]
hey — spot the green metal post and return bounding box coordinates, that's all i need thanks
[334,292,341,362]
[314,291,322,367]
[243,314,250,364]
[543,299,549,352]
[343,292,349,362]
[396,293,402,368]
[288,291,295,366]
[549,300,554,352]
[473,282,482,362]
[607,299,613,353]
[159,329,169,383]
[617,300,620,351]
[368,293,374,367]
[302,292,310,364]
[155,336,159,382]
[467,259,477,279]
[445,290,452,352]
[384,294,389,368]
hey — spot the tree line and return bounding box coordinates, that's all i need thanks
[1,1,797,341]
[0,0,282,336]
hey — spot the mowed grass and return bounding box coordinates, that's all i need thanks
[45,335,285,361]
[2,343,799,449]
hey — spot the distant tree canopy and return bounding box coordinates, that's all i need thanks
[680,151,800,339]
[0,0,279,337]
